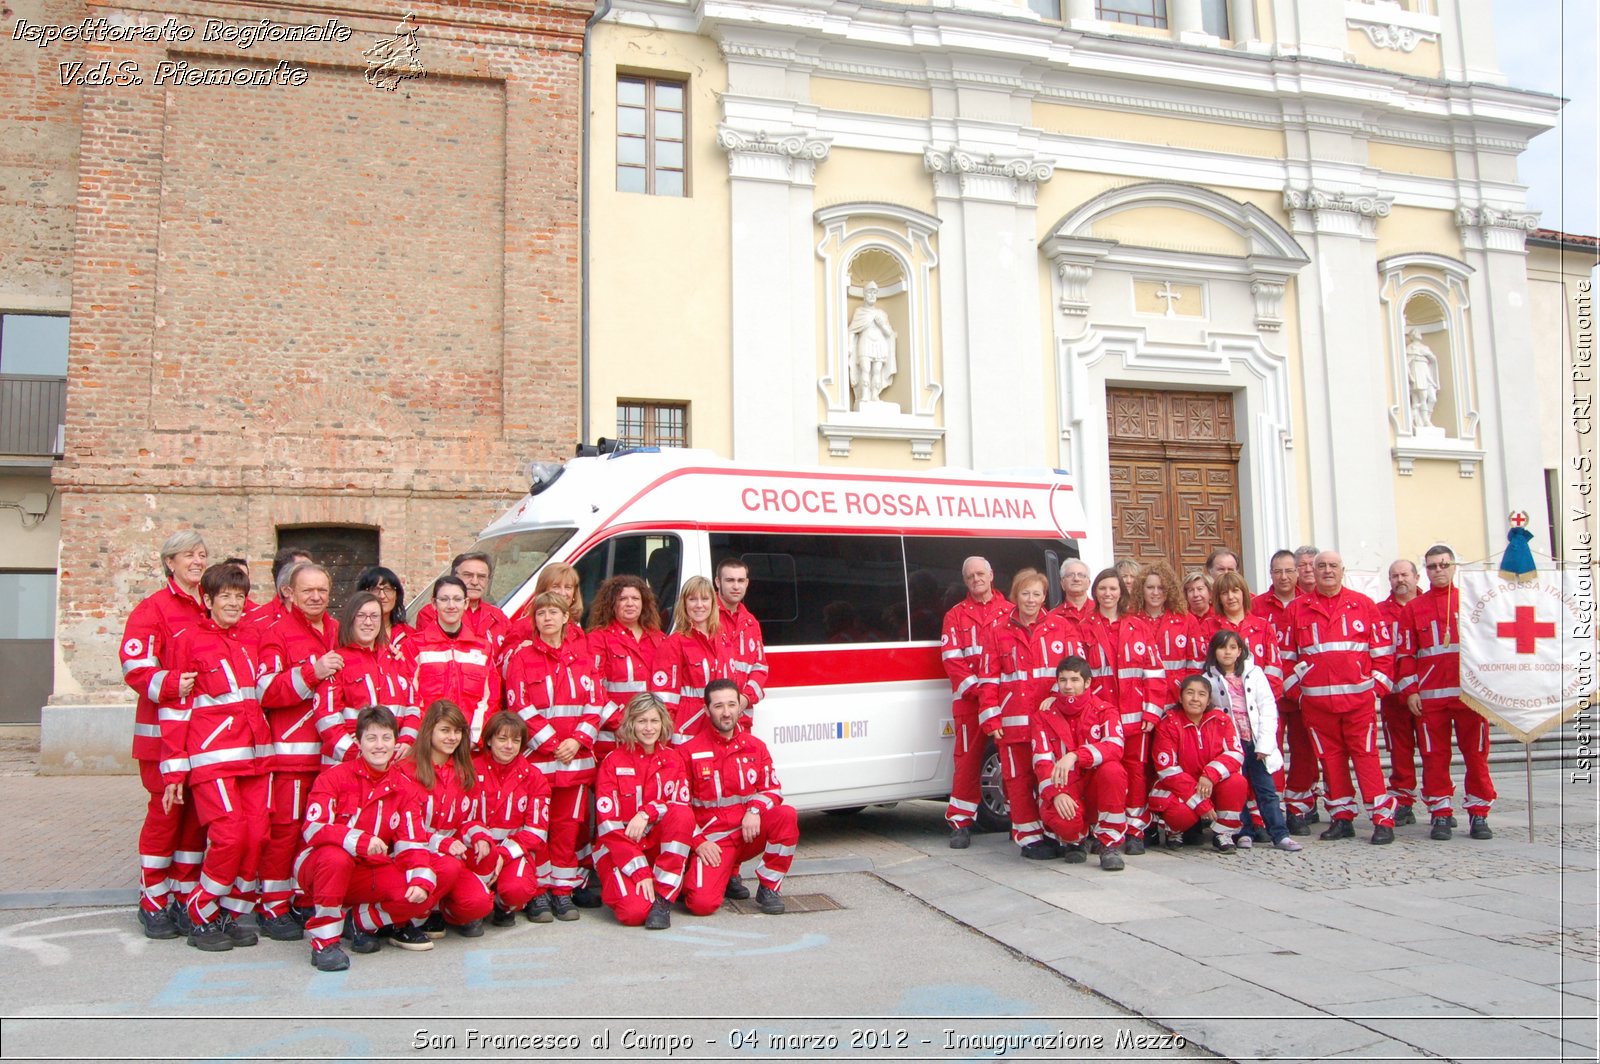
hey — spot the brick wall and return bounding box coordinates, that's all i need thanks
[36,0,592,699]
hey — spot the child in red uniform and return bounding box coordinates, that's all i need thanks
[158,563,271,949]
[1032,656,1128,871]
[397,700,496,945]
[469,711,552,925]
[1149,676,1248,853]
[594,693,693,930]
[298,707,436,972]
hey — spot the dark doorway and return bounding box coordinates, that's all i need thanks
[277,527,380,614]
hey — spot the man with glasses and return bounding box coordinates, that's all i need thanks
[1281,551,1398,845]
[1395,545,1496,841]
[1253,549,1321,833]
[1377,559,1423,827]
[416,552,509,656]
[1051,559,1095,633]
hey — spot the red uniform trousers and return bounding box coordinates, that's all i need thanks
[1039,760,1128,850]
[1121,727,1153,840]
[597,805,694,926]
[543,785,591,896]
[260,770,316,917]
[1419,705,1496,818]
[1302,702,1396,826]
[1151,772,1248,835]
[1279,705,1321,819]
[414,853,493,926]
[468,852,544,911]
[1379,696,1420,810]
[137,760,207,914]
[998,742,1045,847]
[683,804,798,916]
[186,774,268,925]
[945,697,983,830]
[299,847,436,951]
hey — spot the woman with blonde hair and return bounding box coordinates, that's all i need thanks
[975,568,1086,859]
[594,693,692,930]
[502,591,605,922]
[650,575,732,744]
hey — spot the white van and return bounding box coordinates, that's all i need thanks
[451,449,1090,831]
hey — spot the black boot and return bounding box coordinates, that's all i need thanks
[138,906,178,941]
[1318,818,1355,841]
[1286,814,1310,837]
[1394,805,1416,827]
[644,898,673,930]
[187,919,234,952]
[755,885,785,914]
[572,870,604,909]
[1370,824,1394,845]
[724,877,751,901]
[948,826,971,850]
[1429,816,1453,841]
[1469,815,1493,840]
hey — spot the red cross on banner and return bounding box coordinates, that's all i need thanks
[1496,605,1556,655]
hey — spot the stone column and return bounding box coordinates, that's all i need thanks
[1458,204,1546,540]
[717,126,832,464]
[924,147,1052,469]
[1283,186,1400,567]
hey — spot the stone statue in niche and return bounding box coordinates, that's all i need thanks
[848,281,898,409]
[1405,328,1440,430]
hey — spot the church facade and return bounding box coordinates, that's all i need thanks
[584,0,1567,582]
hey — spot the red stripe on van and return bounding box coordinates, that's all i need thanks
[766,645,945,688]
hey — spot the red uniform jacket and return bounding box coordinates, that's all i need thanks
[589,622,667,749]
[416,600,510,659]
[399,758,489,855]
[388,621,419,666]
[327,643,420,764]
[121,578,209,762]
[1144,611,1205,711]
[679,727,784,849]
[504,636,604,787]
[257,607,340,775]
[1031,691,1125,804]
[158,617,271,787]
[718,601,768,717]
[1200,612,1285,698]
[1395,584,1464,712]
[1281,587,1394,714]
[301,759,434,889]
[595,746,691,881]
[976,610,1087,745]
[1102,614,1165,735]
[470,752,551,867]
[651,628,733,744]
[1250,590,1300,659]
[1376,594,1414,715]
[412,623,502,745]
[237,597,284,645]
[1151,707,1246,791]
[940,592,1011,705]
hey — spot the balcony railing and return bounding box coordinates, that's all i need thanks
[0,375,66,458]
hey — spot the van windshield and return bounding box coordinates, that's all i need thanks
[409,527,576,615]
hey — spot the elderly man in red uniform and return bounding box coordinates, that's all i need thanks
[715,557,768,730]
[1252,548,1321,833]
[256,562,344,938]
[1377,558,1422,826]
[1397,544,1496,841]
[941,556,1010,849]
[681,679,797,916]
[122,530,212,938]
[1282,551,1398,844]
[1051,559,1096,635]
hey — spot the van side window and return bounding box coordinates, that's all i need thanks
[711,533,906,647]
[903,537,1078,640]
[569,533,682,626]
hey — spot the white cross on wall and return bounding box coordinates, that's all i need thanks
[1154,281,1182,317]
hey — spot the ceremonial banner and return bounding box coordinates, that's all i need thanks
[1458,570,1595,742]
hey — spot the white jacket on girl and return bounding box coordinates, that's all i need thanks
[1204,664,1282,775]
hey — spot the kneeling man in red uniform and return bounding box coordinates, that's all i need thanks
[681,679,798,916]
[1032,656,1128,871]
[297,707,440,972]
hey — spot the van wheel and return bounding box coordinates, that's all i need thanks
[974,739,1012,835]
[823,806,867,816]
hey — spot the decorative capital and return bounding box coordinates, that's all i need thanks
[924,146,1053,206]
[1249,277,1286,333]
[1456,202,1538,253]
[1352,21,1438,52]
[1283,185,1392,238]
[717,125,832,185]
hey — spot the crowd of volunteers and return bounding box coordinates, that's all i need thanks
[123,530,1491,969]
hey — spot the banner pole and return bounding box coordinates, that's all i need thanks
[1525,743,1534,843]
